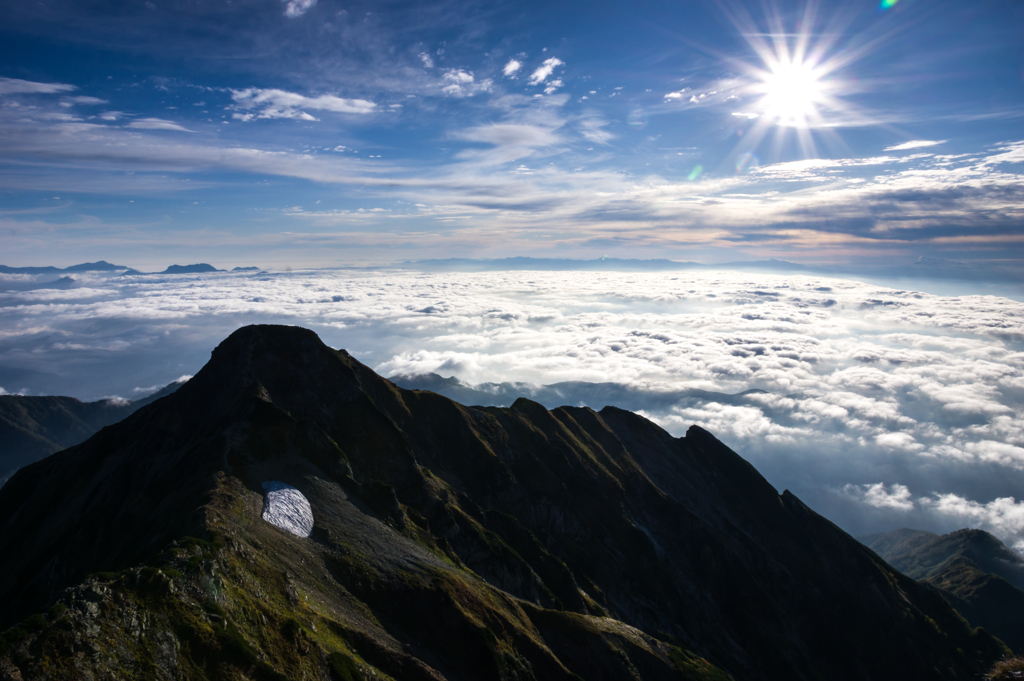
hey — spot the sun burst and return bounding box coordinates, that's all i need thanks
[758,58,827,128]
[714,0,879,162]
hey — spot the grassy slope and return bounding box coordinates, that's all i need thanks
[1,473,729,681]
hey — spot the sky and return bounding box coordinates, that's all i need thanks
[0,0,1022,269]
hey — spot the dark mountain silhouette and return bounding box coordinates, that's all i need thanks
[61,261,127,273]
[0,326,1007,680]
[0,381,185,486]
[232,266,261,272]
[161,263,223,274]
[31,276,77,290]
[862,528,1024,652]
[0,261,130,275]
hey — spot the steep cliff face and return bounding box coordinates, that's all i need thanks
[0,326,1006,680]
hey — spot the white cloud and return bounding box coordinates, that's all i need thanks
[440,70,492,97]
[845,483,915,511]
[884,140,947,152]
[444,69,475,85]
[231,88,376,120]
[921,493,1024,541]
[419,52,434,68]
[963,441,1024,469]
[283,0,316,18]
[875,432,924,452]
[528,57,564,86]
[543,79,564,95]
[126,118,194,132]
[663,89,689,101]
[0,77,76,95]
[503,60,522,77]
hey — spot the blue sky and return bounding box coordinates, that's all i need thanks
[1,0,1023,269]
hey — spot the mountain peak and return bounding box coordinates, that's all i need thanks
[211,323,326,362]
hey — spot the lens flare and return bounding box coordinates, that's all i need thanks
[735,152,758,173]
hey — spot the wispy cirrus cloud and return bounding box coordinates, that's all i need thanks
[61,96,107,106]
[456,123,561,147]
[884,140,947,152]
[577,117,613,145]
[0,77,76,95]
[2,75,1024,265]
[126,118,194,132]
[231,88,376,121]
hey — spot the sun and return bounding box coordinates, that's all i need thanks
[713,1,875,161]
[758,58,826,127]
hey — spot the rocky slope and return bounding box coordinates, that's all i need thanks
[0,325,1007,680]
[862,528,1024,652]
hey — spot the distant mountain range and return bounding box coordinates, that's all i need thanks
[0,381,185,486]
[862,528,1024,652]
[0,260,131,275]
[0,325,1008,680]
[0,262,260,278]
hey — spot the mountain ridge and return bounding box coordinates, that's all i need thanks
[0,380,185,486]
[861,527,1024,652]
[0,261,131,275]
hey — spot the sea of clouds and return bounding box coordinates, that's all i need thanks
[2,267,1023,549]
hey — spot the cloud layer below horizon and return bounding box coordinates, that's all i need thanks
[2,267,1024,550]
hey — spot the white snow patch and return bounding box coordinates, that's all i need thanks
[261,481,314,537]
